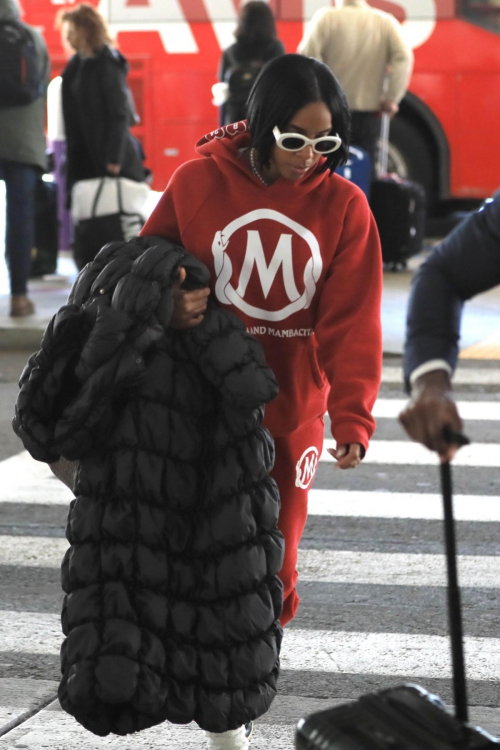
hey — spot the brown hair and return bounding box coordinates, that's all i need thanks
[57,4,113,53]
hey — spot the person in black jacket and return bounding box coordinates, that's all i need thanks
[218,1,284,126]
[399,190,500,460]
[58,4,147,202]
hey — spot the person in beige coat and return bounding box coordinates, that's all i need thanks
[298,0,413,164]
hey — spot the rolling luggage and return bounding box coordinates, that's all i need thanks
[296,431,499,750]
[370,113,426,269]
[31,177,59,277]
[335,146,372,198]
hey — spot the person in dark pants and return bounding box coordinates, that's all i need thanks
[399,191,500,461]
[218,1,284,126]
[57,4,147,204]
[0,0,50,317]
[298,0,413,165]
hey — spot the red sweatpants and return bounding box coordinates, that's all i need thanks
[271,417,324,626]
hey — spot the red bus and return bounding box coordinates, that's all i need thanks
[25,0,500,207]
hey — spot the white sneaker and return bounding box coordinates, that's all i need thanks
[205,725,249,749]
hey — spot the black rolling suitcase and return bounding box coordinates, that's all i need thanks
[370,113,426,269]
[296,432,499,750]
[31,177,59,277]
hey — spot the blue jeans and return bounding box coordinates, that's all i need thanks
[0,158,37,295]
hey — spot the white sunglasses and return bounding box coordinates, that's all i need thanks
[273,126,342,154]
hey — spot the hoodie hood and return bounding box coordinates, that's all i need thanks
[0,0,21,22]
[195,120,331,199]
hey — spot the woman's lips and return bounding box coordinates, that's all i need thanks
[289,164,311,175]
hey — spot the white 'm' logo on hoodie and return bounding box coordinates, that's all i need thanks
[212,209,322,321]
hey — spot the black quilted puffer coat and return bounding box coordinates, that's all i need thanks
[13,236,284,737]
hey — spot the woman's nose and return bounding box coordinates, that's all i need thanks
[300,144,315,160]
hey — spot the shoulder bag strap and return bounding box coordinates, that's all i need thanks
[91,176,107,218]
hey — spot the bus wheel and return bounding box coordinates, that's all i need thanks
[386,116,437,212]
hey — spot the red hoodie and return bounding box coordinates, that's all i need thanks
[141,121,382,449]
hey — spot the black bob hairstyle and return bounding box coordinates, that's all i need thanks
[247,54,351,173]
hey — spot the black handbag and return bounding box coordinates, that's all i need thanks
[72,177,144,271]
[295,432,499,749]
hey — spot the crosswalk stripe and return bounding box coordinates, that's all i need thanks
[2,535,499,589]
[2,434,499,509]
[298,549,500,587]
[281,629,500,681]
[0,536,68,567]
[382,366,500,385]
[321,439,500,467]
[308,490,500,522]
[1,611,498,682]
[0,452,72,505]
[0,710,296,748]
[0,612,61,654]
[374,398,500,421]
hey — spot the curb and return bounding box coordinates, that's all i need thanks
[0,326,47,351]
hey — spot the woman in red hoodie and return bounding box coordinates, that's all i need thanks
[142,53,382,747]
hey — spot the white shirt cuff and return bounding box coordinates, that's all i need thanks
[409,359,453,386]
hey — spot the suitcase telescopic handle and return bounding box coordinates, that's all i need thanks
[440,427,470,724]
[377,111,390,178]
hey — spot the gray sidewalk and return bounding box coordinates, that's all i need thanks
[1,250,500,355]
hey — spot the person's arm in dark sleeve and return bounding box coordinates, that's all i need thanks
[399,190,500,460]
[101,59,131,168]
[404,189,500,388]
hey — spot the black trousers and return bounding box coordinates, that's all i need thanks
[350,111,381,166]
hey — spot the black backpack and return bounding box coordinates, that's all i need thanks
[224,54,264,105]
[0,20,41,108]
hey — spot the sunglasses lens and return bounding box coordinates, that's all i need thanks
[315,139,338,154]
[280,136,306,151]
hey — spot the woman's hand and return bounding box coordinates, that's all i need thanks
[328,442,363,470]
[171,267,210,329]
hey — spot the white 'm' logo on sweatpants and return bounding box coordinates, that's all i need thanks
[295,447,320,489]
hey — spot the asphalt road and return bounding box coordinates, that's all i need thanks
[0,352,499,748]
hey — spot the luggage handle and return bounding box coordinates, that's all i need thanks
[440,426,471,724]
[376,111,390,178]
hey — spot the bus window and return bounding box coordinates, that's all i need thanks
[462,0,500,32]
